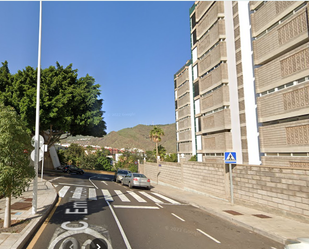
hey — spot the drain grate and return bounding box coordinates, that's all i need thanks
[224,210,243,215]
[253,214,271,219]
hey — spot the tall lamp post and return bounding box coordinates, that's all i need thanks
[33,0,42,215]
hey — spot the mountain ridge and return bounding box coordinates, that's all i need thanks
[62,123,176,153]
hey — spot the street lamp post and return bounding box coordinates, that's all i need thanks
[33,0,42,215]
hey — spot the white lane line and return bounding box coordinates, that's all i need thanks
[171,213,185,222]
[58,186,70,198]
[115,190,130,202]
[152,193,180,204]
[140,192,163,204]
[197,229,221,244]
[101,181,108,186]
[113,205,159,209]
[88,188,97,200]
[89,176,98,189]
[102,189,113,202]
[127,191,146,203]
[72,187,83,199]
[58,183,92,188]
[106,201,132,249]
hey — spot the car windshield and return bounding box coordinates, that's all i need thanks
[133,173,146,178]
[117,170,128,174]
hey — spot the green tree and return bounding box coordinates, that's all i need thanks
[153,144,166,161]
[189,155,197,161]
[145,150,156,162]
[149,126,165,162]
[165,153,178,162]
[0,103,35,228]
[59,143,84,166]
[0,62,106,169]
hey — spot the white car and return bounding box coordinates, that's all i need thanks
[122,173,151,189]
[285,238,309,249]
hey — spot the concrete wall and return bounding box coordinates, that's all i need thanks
[140,161,309,222]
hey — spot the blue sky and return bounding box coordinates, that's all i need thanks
[0,1,193,134]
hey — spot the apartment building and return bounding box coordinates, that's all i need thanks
[174,60,196,161]
[175,1,309,166]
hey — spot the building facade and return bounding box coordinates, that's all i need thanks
[175,1,309,167]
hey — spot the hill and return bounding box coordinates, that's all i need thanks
[61,124,176,153]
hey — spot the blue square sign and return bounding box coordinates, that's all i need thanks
[225,152,236,164]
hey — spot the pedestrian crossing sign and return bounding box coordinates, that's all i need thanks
[224,152,236,164]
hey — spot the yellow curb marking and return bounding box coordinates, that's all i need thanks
[26,197,62,249]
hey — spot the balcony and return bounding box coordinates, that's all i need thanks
[178,117,191,130]
[259,119,309,153]
[200,85,229,114]
[199,63,228,94]
[177,81,190,97]
[201,109,231,133]
[198,42,227,77]
[177,105,191,120]
[199,132,232,153]
[175,69,189,88]
[197,19,226,59]
[255,42,309,93]
[257,82,309,123]
[196,1,224,40]
[251,1,303,37]
[178,141,193,153]
[178,130,192,142]
[177,93,190,109]
[196,1,213,22]
[253,8,309,65]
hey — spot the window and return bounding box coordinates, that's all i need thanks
[194,81,199,97]
[192,47,197,63]
[191,30,197,46]
[191,13,196,30]
[193,65,198,81]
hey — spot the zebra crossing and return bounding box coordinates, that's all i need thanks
[56,185,180,205]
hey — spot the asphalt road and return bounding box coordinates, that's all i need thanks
[27,172,284,249]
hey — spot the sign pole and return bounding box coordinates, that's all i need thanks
[33,0,42,215]
[229,163,234,205]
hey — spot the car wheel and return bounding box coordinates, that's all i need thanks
[146,186,150,190]
[68,170,71,174]
[129,181,133,189]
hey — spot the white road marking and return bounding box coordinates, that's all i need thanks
[72,187,83,199]
[58,183,92,188]
[106,201,132,249]
[101,181,108,186]
[115,190,130,202]
[49,176,63,182]
[113,205,159,209]
[171,213,185,222]
[197,229,221,244]
[89,176,98,189]
[156,203,163,208]
[59,186,70,198]
[53,185,58,188]
[102,189,113,202]
[127,191,146,203]
[152,193,180,204]
[88,188,97,200]
[140,192,163,204]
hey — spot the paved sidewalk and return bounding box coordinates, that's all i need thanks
[0,180,57,249]
[150,182,309,246]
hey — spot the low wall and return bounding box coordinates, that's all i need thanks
[140,161,309,222]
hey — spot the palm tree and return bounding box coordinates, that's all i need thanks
[149,126,165,162]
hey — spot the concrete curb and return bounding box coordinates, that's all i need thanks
[150,186,287,245]
[12,181,58,249]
